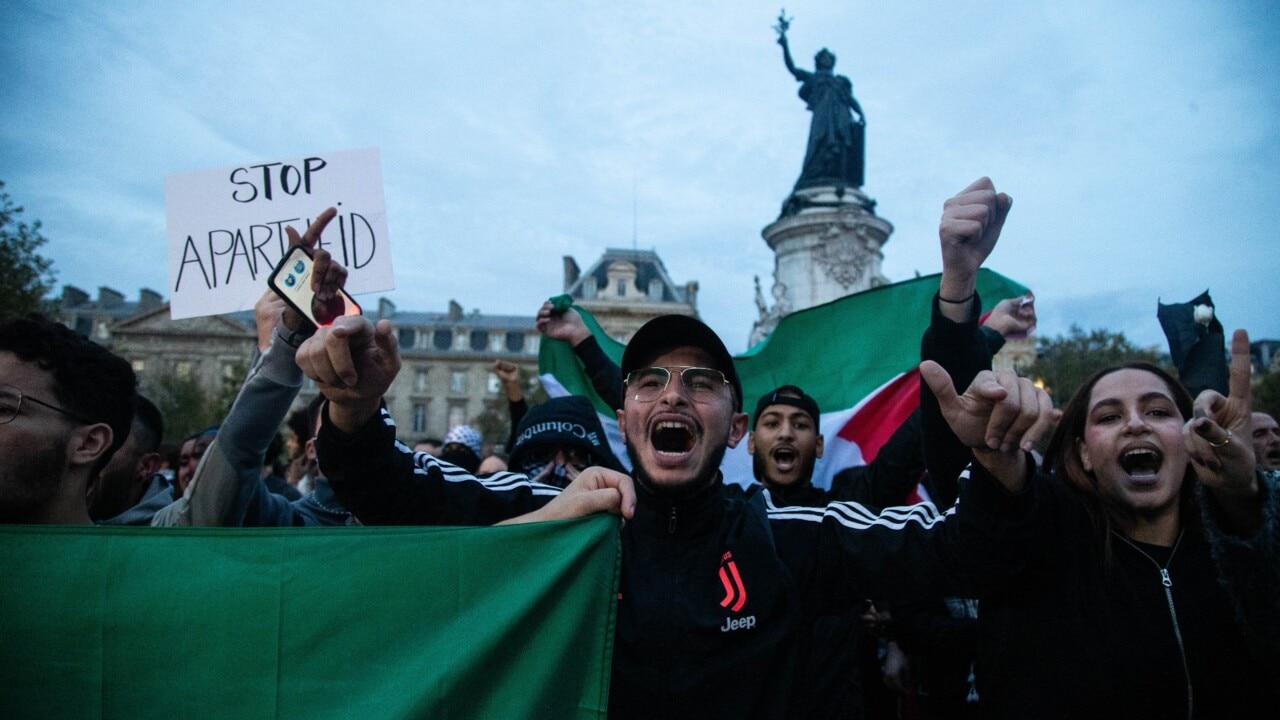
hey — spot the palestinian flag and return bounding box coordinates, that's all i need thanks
[539,269,1029,491]
[1,518,620,719]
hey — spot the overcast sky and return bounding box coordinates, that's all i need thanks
[3,0,1277,353]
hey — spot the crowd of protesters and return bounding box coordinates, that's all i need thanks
[2,177,1276,718]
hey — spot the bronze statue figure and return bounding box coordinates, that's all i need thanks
[776,10,865,191]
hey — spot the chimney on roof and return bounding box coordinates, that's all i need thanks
[98,287,124,309]
[448,300,463,322]
[61,286,89,307]
[378,297,396,320]
[139,289,164,311]
[563,256,580,292]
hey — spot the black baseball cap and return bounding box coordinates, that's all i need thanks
[753,385,821,426]
[621,315,743,411]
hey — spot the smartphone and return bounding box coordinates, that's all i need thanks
[267,246,362,327]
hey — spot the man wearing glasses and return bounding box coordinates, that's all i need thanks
[300,312,1039,718]
[0,315,136,524]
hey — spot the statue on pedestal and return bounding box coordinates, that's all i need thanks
[775,10,865,192]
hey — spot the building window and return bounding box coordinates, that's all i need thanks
[450,371,467,394]
[175,361,193,379]
[412,403,427,434]
[489,333,504,352]
[470,330,488,351]
[94,321,111,341]
[221,361,240,380]
[505,331,524,353]
[414,369,429,393]
[433,329,452,350]
[447,404,467,430]
[617,282,626,297]
[398,328,417,349]
[487,374,501,395]
[131,359,146,374]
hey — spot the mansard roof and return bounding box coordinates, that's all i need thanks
[565,248,692,305]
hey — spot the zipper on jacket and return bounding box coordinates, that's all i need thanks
[667,506,677,534]
[1115,529,1191,719]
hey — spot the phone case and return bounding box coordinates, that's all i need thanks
[267,246,362,327]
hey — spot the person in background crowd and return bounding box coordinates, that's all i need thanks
[261,431,302,500]
[89,393,173,525]
[506,395,624,488]
[491,359,529,452]
[174,427,217,499]
[0,314,135,524]
[439,424,484,474]
[477,455,508,474]
[1252,411,1280,472]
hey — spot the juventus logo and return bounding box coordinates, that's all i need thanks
[718,551,747,612]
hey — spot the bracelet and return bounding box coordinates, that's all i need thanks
[938,291,975,304]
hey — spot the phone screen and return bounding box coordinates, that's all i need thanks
[268,246,362,327]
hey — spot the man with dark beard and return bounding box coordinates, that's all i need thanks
[300,303,1047,718]
[0,315,135,524]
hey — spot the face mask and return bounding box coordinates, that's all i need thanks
[521,461,569,480]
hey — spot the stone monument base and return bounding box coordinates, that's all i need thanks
[749,186,894,347]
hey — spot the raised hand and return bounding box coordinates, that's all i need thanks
[283,208,348,327]
[499,466,636,525]
[1185,329,1257,496]
[938,177,1012,315]
[296,316,401,432]
[983,292,1037,339]
[535,301,592,346]
[920,360,1057,491]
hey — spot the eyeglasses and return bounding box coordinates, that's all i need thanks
[0,383,92,425]
[624,366,730,404]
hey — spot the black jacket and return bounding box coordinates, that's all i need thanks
[320,405,1036,719]
[919,293,1280,719]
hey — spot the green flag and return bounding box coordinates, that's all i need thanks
[540,269,1029,489]
[0,517,620,719]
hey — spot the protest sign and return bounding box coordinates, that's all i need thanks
[165,148,394,319]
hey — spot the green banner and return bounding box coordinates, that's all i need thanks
[0,517,620,720]
[540,268,1029,416]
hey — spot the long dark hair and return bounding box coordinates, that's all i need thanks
[1043,362,1198,561]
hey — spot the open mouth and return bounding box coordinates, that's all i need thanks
[772,447,798,472]
[1119,447,1163,479]
[652,420,695,455]
[1263,449,1280,470]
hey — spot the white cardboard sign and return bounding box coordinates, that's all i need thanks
[164,148,394,319]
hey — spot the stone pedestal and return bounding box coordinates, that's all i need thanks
[749,186,893,346]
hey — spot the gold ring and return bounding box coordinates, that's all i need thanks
[1208,430,1232,449]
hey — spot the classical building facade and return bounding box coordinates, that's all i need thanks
[57,285,257,405]
[55,245,698,453]
[561,248,699,343]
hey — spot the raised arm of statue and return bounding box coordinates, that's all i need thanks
[775,9,806,81]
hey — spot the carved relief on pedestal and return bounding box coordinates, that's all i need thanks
[813,219,876,291]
